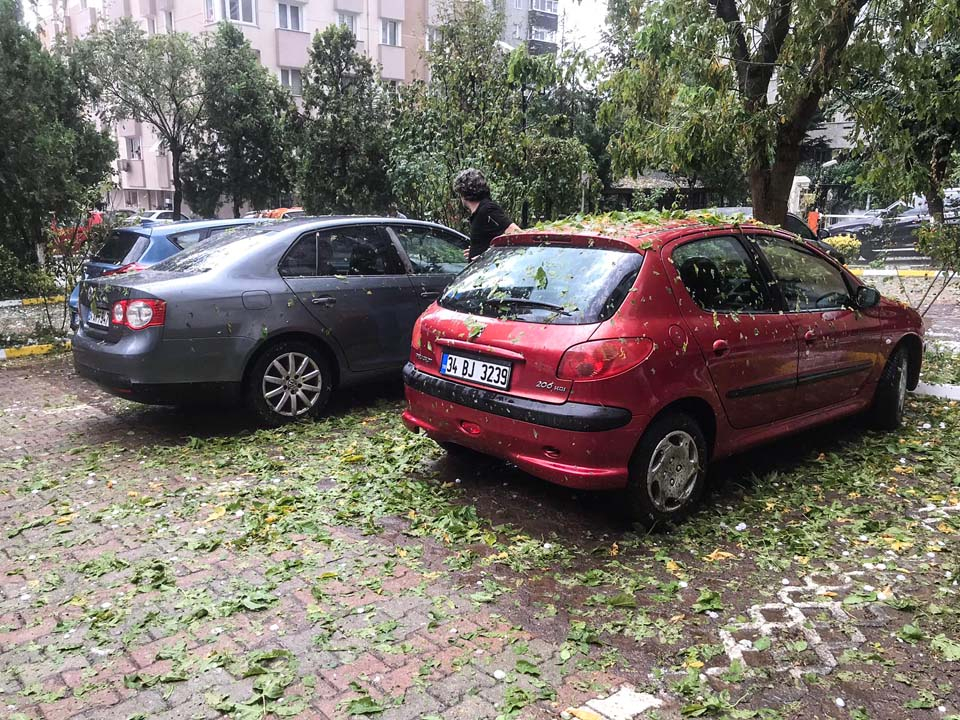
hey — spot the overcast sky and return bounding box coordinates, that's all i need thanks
[561,0,608,53]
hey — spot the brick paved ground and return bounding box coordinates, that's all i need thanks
[0,354,958,719]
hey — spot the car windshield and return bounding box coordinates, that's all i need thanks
[439,244,643,325]
[150,224,278,273]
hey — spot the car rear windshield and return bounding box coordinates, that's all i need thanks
[439,244,643,325]
[91,231,148,264]
[149,224,276,273]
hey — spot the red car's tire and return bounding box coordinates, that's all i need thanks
[871,346,909,431]
[626,411,708,529]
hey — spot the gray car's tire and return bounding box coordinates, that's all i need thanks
[871,346,909,431]
[626,411,708,529]
[247,340,333,426]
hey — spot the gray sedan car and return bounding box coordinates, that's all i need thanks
[73,217,469,423]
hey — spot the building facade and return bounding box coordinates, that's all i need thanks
[499,0,557,54]
[43,0,431,213]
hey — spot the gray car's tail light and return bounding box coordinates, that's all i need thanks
[112,299,166,330]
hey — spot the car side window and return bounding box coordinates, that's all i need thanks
[170,230,204,249]
[393,226,468,274]
[783,214,816,241]
[317,226,404,276]
[279,234,317,277]
[671,235,772,313]
[753,235,852,311]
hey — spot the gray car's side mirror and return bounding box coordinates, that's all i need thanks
[856,286,881,308]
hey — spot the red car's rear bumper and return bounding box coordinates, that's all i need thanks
[402,364,647,490]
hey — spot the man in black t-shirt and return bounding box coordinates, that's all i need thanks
[453,168,520,260]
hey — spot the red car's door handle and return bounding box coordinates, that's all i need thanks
[804,329,817,343]
[712,339,729,356]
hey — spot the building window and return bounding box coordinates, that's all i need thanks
[337,12,356,35]
[280,67,303,95]
[513,0,522,8]
[146,16,156,34]
[126,191,138,206]
[512,23,522,39]
[530,0,558,13]
[425,26,440,51]
[529,26,556,42]
[220,0,255,24]
[125,137,142,160]
[163,10,174,31]
[278,2,301,30]
[381,18,400,46]
[205,0,215,21]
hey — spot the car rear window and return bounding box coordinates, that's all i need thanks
[150,224,276,273]
[439,244,643,325]
[91,231,149,264]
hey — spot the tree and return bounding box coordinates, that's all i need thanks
[183,22,294,217]
[0,0,114,267]
[386,1,598,226]
[78,20,205,215]
[602,0,895,224]
[849,0,960,224]
[297,25,391,214]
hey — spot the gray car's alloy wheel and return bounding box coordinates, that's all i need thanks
[248,340,333,425]
[627,411,708,528]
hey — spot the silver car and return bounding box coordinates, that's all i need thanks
[73,217,469,424]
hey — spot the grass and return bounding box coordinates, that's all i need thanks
[922,343,960,385]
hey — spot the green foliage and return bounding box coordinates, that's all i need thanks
[77,20,206,215]
[917,223,960,272]
[297,25,391,214]
[602,0,899,222]
[183,23,294,218]
[0,245,51,300]
[848,0,960,221]
[0,0,115,267]
[387,2,600,226]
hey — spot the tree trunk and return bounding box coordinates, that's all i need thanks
[750,133,803,226]
[926,138,952,225]
[233,195,242,218]
[171,145,183,216]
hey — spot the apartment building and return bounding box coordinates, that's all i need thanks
[500,0,558,54]
[44,0,430,212]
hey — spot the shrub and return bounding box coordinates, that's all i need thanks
[0,245,54,300]
[917,223,960,271]
[826,233,861,261]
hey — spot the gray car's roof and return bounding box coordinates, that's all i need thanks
[264,215,467,235]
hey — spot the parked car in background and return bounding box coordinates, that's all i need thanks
[710,207,847,263]
[72,217,469,423]
[69,218,270,330]
[50,211,104,253]
[122,210,192,226]
[822,199,959,265]
[402,217,923,526]
[258,207,307,219]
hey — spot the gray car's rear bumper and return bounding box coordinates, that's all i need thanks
[72,328,256,391]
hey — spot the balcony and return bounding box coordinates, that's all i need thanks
[335,0,363,13]
[276,28,310,68]
[528,9,558,31]
[121,159,145,188]
[527,39,557,55]
[379,0,404,21]
[379,44,405,81]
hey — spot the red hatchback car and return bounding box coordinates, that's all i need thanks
[401,216,924,525]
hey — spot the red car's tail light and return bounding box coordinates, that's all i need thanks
[111,299,166,330]
[103,262,147,276]
[557,337,655,381]
[411,313,424,350]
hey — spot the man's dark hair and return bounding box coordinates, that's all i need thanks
[453,168,491,201]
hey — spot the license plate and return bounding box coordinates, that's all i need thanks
[87,308,110,327]
[440,352,511,390]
